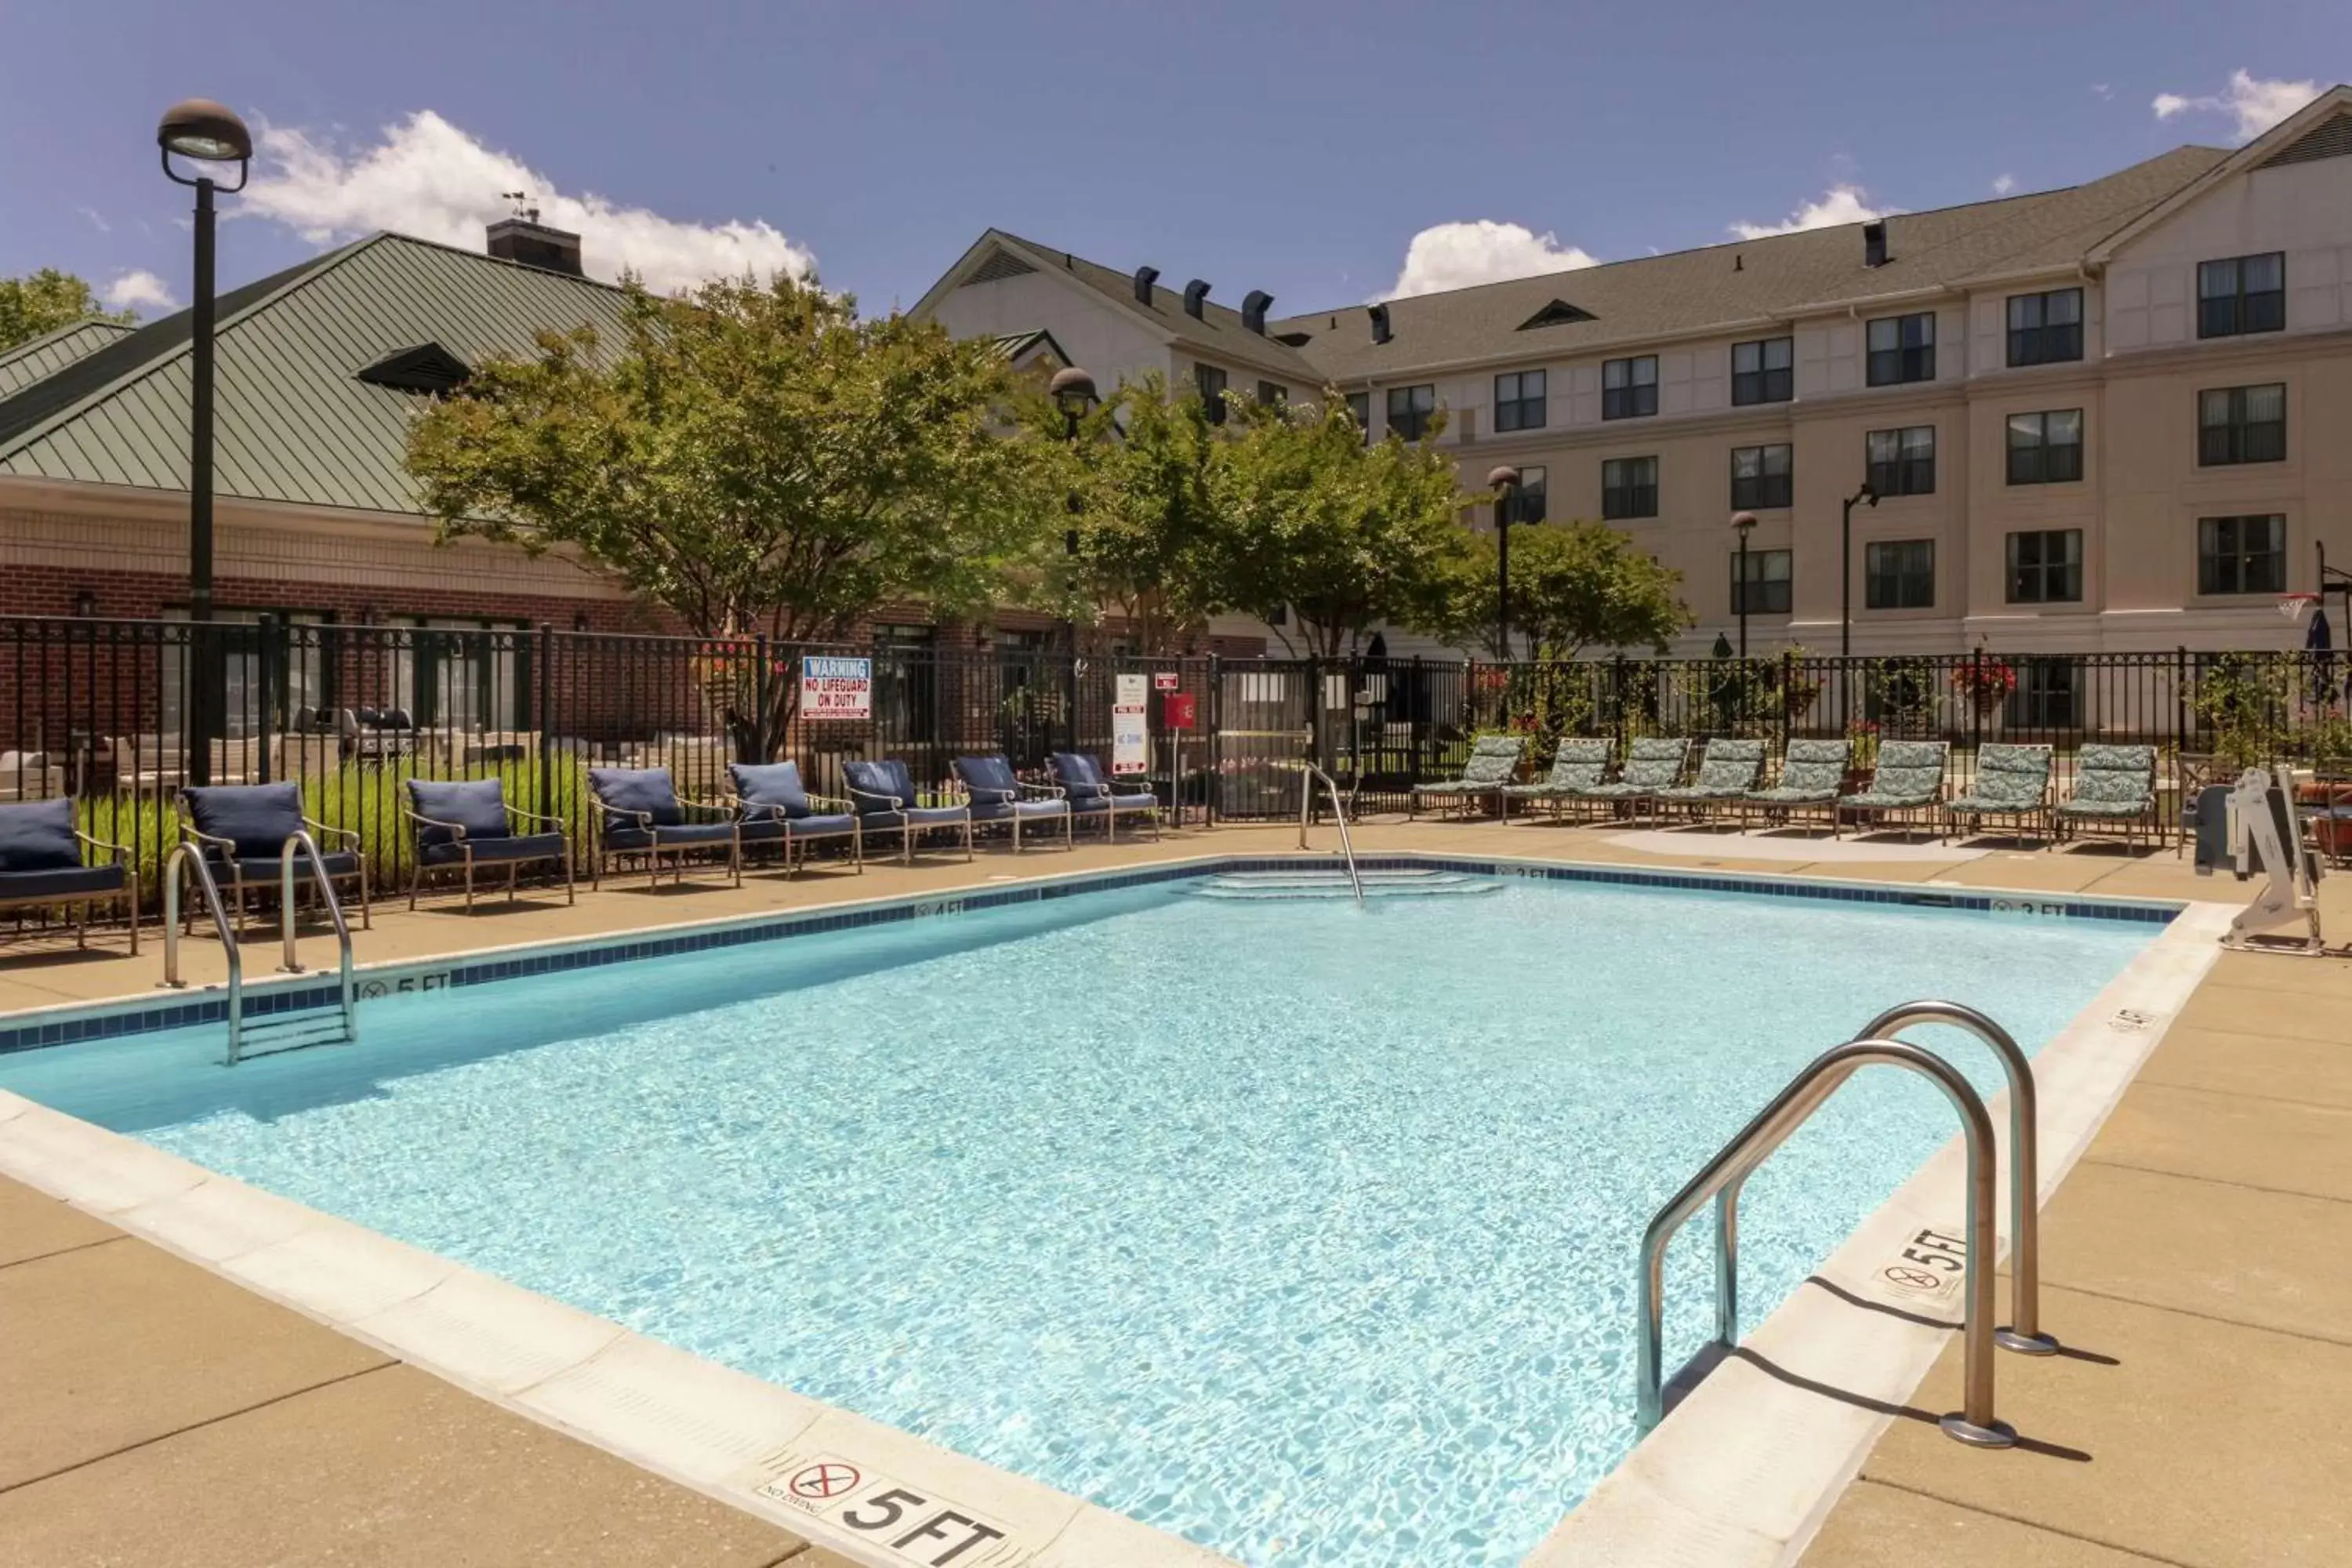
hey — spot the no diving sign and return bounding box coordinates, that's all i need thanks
[757,1452,1017,1566]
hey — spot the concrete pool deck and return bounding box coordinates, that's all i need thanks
[0,818,2344,1566]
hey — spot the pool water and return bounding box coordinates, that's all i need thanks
[0,877,2157,1566]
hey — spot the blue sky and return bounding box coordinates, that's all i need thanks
[3,1,2347,322]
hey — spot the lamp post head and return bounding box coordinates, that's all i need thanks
[1486,464,1520,496]
[1047,366,1097,418]
[158,98,252,163]
[1730,510,1758,535]
[1857,481,1879,508]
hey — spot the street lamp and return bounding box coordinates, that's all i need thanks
[1730,510,1758,660]
[1488,465,1520,660]
[158,97,252,786]
[1048,366,1096,655]
[1839,481,1879,658]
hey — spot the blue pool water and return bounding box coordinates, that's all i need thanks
[0,876,2158,1566]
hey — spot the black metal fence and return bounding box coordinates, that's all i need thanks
[6,615,2350,898]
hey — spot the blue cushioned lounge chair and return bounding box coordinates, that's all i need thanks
[179,782,369,932]
[724,761,862,876]
[403,778,573,910]
[585,767,740,888]
[950,755,1073,851]
[844,759,974,862]
[0,798,138,952]
[1047,752,1162,840]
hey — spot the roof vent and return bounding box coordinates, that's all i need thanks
[1241,289,1273,336]
[2258,111,2352,169]
[1182,279,1211,319]
[1863,220,1890,268]
[485,217,583,277]
[1368,303,1392,344]
[356,342,472,396]
[1272,330,1313,347]
[967,249,1038,285]
[1515,298,1595,331]
[1133,265,1160,304]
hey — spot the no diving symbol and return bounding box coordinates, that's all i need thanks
[789,1461,860,1501]
[1883,1265,1943,1292]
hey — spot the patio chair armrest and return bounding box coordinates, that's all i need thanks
[506,804,568,829]
[73,829,135,862]
[1109,779,1158,799]
[804,791,858,812]
[178,822,239,855]
[401,807,470,841]
[962,782,1016,804]
[847,785,906,811]
[1018,781,1066,800]
[303,818,363,850]
[1059,779,1111,800]
[675,797,737,822]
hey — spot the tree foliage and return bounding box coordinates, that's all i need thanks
[0,269,132,352]
[1425,518,1690,661]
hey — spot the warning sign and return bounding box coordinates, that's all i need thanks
[757,1452,1017,1565]
[788,1461,861,1501]
[1112,672,1149,776]
[801,655,873,720]
[1152,670,1180,691]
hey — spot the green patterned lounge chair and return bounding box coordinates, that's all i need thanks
[1744,737,1851,832]
[1500,737,1613,823]
[1573,736,1690,824]
[1834,739,1947,840]
[1945,744,2055,845]
[2056,744,2160,850]
[1653,738,1767,824]
[1410,734,1523,819]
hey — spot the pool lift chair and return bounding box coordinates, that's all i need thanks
[2193,766,2327,956]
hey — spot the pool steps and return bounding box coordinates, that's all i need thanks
[1182,869,1501,900]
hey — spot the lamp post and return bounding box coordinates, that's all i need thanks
[1839,481,1879,659]
[1731,510,1758,660]
[1488,465,1520,661]
[158,98,252,787]
[1048,365,1096,665]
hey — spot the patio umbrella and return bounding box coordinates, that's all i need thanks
[2307,604,2336,708]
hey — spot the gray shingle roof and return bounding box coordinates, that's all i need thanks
[1271,147,2229,382]
[0,234,630,515]
[0,318,135,398]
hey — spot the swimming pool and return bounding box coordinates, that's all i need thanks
[0,868,2161,1567]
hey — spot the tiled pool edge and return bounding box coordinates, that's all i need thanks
[1522,899,2236,1568]
[0,851,2182,1055]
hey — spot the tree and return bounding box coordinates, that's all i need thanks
[1423,519,1690,661]
[406,274,1063,759]
[1208,394,1472,657]
[0,270,132,352]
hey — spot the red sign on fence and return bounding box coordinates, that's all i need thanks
[1162,691,1197,730]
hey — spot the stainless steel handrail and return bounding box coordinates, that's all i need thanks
[161,843,244,1065]
[1858,1001,2053,1355]
[1638,1037,2014,1448]
[277,830,358,1051]
[1296,762,1364,905]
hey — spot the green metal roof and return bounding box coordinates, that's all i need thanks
[0,318,135,398]
[0,234,631,515]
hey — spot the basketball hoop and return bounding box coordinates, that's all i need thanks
[2278,591,2320,621]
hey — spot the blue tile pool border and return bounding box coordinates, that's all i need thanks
[0,855,2180,1057]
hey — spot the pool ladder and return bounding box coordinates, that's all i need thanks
[1636,1001,2054,1449]
[1296,762,1363,906]
[162,833,358,1067]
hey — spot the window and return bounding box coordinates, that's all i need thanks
[2197,515,2286,595]
[1195,363,1229,423]
[2006,529,2083,604]
[2198,383,2286,466]
[1864,539,1935,609]
[1387,383,1436,441]
[1865,425,1936,495]
[2005,658,2080,728]
[2198,252,2285,338]
[1345,390,1371,440]
[1494,368,1548,432]
[2005,289,2084,366]
[1602,456,1658,520]
[1730,443,1793,510]
[2005,409,2083,485]
[1602,355,1657,419]
[1257,379,1287,405]
[1731,548,1792,615]
[1731,337,1793,405]
[1866,311,1936,385]
[1501,465,1547,525]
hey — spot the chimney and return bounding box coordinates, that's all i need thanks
[1863,220,1889,268]
[1182,279,1211,319]
[487,217,584,277]
[1133,265,1159,304]
[1242,289,1273,336]
[1367,303,1392,345]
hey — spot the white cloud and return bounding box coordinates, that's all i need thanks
[2151,69,2324,141]
[75,205,110,234]
[1383,220,1597,299]
[1728,184,1897,240]
[238,109,818,294]
[102,269,178,314]
[2091,83,2114,101]
[1991,173,2017,196]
